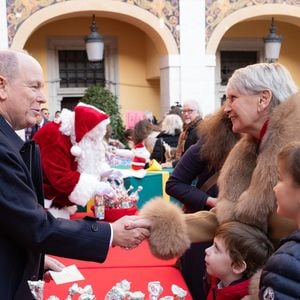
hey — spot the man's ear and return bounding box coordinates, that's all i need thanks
[232,260,247,275]
[0,76,8,100]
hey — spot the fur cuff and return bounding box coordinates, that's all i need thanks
[139,197,191,259]
[69,173,99,206]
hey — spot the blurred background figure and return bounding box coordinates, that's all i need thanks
[41,108,50,121]
[162,99,202,168]
[25,109,49,141]
[150,114,183,164]
[168,102,182,119]
[53,110,61,123]
[124,128,134,149]
[144,110,158,125]
[104,124,125,149]
[114,119,153,170]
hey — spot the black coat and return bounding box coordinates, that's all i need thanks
[260,229,300,300]
[0,115,111,299]
[150,131,180,163]
[166,139,218,212]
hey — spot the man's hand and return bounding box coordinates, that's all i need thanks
[43,255,65,282]
[111,215,151,249]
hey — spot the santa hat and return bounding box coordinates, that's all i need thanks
[60,102,110,157]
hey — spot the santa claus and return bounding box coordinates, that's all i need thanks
[34,103,117,218]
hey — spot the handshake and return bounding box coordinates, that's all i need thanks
[96,168,151,250]
[111,215,151,250]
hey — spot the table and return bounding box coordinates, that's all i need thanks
[45,267,191,298]
[48,240,177,269]
[44,241,192,299]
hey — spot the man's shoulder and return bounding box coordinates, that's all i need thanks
[34,121,62,144]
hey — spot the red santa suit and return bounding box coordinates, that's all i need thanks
[34,103,113,218]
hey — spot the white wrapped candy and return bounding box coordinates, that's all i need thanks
[130,291,145,300]
[105,286,126,300]
[148,281,163,300]
[116,279,131,292]
[27,280,45,300]
[78,294,95,300]
[171,284,187,300]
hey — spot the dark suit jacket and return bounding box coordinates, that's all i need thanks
[0,115,111,299]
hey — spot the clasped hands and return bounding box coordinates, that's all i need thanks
[111,215,151,250]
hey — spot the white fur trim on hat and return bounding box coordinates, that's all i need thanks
[69,173,100,206]
[59,108,75,137]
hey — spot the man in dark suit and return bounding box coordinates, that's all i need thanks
[25,110,49,141]
[0,49,150,299]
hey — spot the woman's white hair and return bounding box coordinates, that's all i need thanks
[161,114,183,135]
[226,63,298,108]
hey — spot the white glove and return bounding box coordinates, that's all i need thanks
[101,169,123,183]
[96,181,115,197]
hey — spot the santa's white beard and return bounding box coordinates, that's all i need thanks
[76,137,110,178]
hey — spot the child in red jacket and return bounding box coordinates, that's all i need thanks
[205,221,273,300]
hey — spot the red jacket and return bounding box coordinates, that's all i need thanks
[207,277,250,300]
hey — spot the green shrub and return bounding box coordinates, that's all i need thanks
[81,85,125,142]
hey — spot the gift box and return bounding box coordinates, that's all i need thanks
[91,205,137,222]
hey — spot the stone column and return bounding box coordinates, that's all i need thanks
[0,0,8,49]
[160,54,181,117]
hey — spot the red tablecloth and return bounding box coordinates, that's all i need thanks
[50,241,176,269]
[44,266,192,299]
[45,214,191,298]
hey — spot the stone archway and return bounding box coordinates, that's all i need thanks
[10,0,178,56]
[206,3,300,55]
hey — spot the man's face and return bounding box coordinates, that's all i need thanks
[41,109,49,119]
[182,104,199,125]
[1,54,46,130]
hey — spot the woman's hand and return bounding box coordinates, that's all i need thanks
[206,197,218,207]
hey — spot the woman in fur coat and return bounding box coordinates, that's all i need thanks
[140,62,300,262]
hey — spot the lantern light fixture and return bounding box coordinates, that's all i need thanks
[263,17,283,63]
[85,14,104,62]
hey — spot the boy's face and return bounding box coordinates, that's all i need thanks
[205,237,234,282]
[274,160,300,220]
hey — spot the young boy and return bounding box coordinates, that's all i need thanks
[260,141,300,299]
[205,221,273,300]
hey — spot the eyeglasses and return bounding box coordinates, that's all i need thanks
[182,109,195,114]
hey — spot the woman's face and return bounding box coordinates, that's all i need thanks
[273,159,300,221]
[224,87,261,135]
